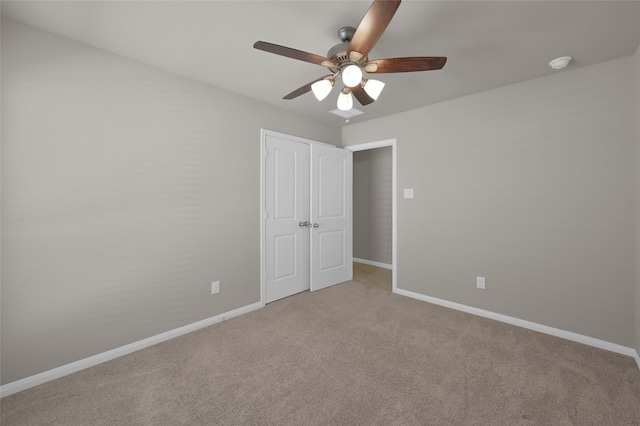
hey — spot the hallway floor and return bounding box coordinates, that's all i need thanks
[352,262,392,292]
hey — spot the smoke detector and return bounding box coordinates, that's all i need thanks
[549,56,572,70]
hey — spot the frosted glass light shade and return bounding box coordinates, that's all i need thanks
[337,88,353,111]
[341,65,363,88]
[311,79,333,101]
[363,79,385,100]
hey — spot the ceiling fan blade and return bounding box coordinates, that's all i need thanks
[351,85,375,106]
[283,76,333,100]
[348,0,401,62]
[366,57,447,73]
[254,41,336,68]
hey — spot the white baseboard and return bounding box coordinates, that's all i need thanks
[394,288,640,369]
[0,301,263,398]
[3,293,639,399]
[634,349,640,370]
[353,258,392,270]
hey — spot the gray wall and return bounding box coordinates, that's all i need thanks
[353,147,392,265]
[635,46,640,358]
[0,19,340,385]
[344,56,636,347]
[353,151,372,260]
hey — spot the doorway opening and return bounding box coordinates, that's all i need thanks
[346,139,397,293]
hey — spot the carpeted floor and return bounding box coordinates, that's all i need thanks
[2,276,640,425]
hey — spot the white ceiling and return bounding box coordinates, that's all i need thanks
[2,1,640,127]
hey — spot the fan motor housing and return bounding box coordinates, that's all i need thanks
[327,42,351,65]
[328,27,364,68]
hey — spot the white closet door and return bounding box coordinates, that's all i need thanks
[264,134,310,303]
[310,143,353,291]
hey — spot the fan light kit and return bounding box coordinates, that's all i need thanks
[549,56,572,70]
[363,79,385,100]
[337,87,354,111]
[342,65,363,87]
[311,79,334,101]
[254,0,447,114]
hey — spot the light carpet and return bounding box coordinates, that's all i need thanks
[2,280,640,425]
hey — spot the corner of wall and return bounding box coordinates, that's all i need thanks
[634,43,640,366]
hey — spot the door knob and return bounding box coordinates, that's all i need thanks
[299,221,311,227]
[313,223,319,228]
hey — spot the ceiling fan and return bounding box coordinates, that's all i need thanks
[253,0,447,111]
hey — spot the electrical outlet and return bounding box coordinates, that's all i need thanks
[211,281,220,295]
[476,276,485,290]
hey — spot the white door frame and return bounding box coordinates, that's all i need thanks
[259,129,337,306]
[345,139,397,293]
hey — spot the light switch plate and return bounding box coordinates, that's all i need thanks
[404,189,414,199]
